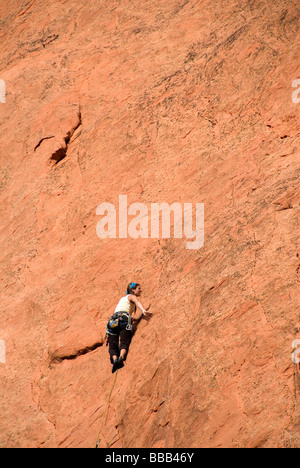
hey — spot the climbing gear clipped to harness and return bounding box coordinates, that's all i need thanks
[107,315,120,332]
[105,311,132,338]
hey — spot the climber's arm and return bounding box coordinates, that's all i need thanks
[128,294,147,315]
[128,295,151,317]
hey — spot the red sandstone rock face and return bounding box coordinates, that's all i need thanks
[0,0,299,448]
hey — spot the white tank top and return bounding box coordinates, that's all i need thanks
[114,296,136,315]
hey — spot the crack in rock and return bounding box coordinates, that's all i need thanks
[34,136,55,152]
[51,110,82,165]
[50,339,104,365]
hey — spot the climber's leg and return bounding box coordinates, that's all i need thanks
[119,326,132,362]
[108,333,120,364]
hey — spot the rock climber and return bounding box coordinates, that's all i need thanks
[106,283,151,373]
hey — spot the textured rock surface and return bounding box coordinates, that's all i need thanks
[0,0,299,448]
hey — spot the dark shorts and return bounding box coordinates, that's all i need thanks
[107,320,132,363]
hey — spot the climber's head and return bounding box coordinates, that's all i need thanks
[126,282,141,296]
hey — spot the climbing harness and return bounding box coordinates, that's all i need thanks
[105,311,132,337]
[95,370,119,449]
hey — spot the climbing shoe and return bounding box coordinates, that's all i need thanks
[112,359,119,374]
[118,357,124,370]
